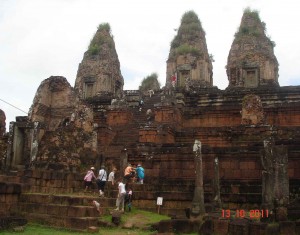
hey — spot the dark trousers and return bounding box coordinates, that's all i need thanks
[96,180,106,192]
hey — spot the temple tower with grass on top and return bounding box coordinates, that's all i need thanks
[75,23,124,100]
[166,11,213,91]
[226,8,279,89]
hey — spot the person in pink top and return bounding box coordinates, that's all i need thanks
[84,167,96,192]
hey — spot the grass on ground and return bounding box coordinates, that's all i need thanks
[0,209,173,235]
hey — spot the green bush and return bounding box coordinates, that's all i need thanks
[97,23,111,33]
[88,44,100,55]
[181,10,201,26]
[87,22,115,55]
[171,36,180,48]
[169,11,204,57]
[176,44,201,57]
[234,7,275,48]
[139,73,161,92]
[243,7,260,21]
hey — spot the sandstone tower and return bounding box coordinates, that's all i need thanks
[29,76,76,131]
[166,11,213,90]
[226,8,279,88]
[0,109,6,135]
[75,23,124,99]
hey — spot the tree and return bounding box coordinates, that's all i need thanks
[139,73,160,92]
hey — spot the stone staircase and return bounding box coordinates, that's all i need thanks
[106,93,162,155]
[1,168,298,231]
[0,170,117,230]
[18,192,115,231]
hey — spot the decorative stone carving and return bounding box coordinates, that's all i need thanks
[241,94,265,125]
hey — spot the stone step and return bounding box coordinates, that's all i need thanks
[19,202,101,218]
[19,193,116,207]
[0,175,21,184]
[21,212,98,231]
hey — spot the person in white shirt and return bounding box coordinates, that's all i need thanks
[108,168,117,186]
[114,178,126,212]
[96,165,107,197]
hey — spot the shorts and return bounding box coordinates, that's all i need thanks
[84,180,92,187]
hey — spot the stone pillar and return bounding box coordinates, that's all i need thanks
[92,129,98,152]
[213,157,222,208]
[261,138,289,219]
[191,139,205,217]
[30,121,40,163]
[5,122,14,169]
[120,148,128,176]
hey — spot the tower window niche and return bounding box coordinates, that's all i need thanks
[244,68,258,88]
[84,82,94,98]
[179,70,190,87]
[83,76,96,99]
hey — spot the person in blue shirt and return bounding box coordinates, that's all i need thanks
[136,163,145,184]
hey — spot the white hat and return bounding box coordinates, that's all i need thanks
[91,167,95,170]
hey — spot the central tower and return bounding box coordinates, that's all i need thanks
[75,23,124,99]
[166,11,213,90]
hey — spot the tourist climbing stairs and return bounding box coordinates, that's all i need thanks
[0,169,118,231]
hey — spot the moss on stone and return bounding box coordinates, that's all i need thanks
[169,11,205,60]
[88,23,114,55]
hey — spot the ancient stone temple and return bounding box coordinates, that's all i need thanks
[1,9,300,233]
[166,11,213,90]
[227,8,279,88]
[74,23,124,99]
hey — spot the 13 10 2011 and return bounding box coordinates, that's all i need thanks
[221,209,269,218]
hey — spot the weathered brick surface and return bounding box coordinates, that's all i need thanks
[279,221,296,235]
[0,182,22,217]
[213,219,229,234]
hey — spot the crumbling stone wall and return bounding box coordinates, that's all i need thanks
[0,180,21,216]
[34,102,96,171]
[29,76,76,132]
[23,76,97,171]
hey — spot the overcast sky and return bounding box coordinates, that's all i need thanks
[1,0,300,130]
